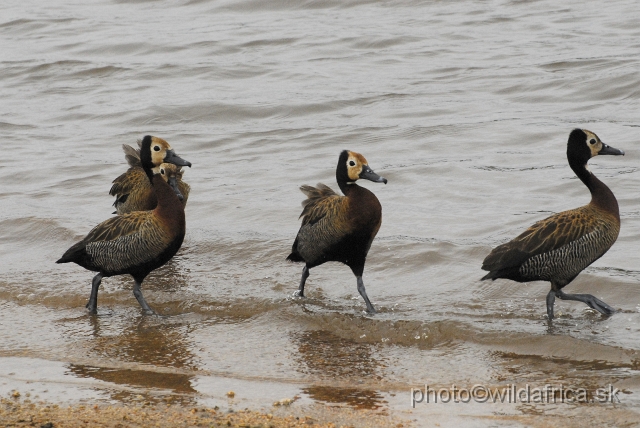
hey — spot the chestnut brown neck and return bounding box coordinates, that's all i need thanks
[341,181,360,197]
[152,174,185,232]
[343,182,382,228]
[585,172,620,221]
[570,159,619,221]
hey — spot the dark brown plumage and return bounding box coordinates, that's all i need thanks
[481,129,624,319]
[287,150,387,313]
[57,136,192,314]
[110,142,190,215]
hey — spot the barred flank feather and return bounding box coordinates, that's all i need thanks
[57,205,180,273]
[519,226,618,281]
[84,215,172,273]
[481,205,620,284]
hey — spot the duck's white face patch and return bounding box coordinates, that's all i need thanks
[158,163,180,181]
[157,163,179,182]
[150,137,172,167]
[583,129,603,158]
[346,151,368,181]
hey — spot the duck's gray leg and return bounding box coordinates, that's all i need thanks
[294,266,310,297]
[546,289,556,320]
[132,279,155,315]
[356,276,376,314]
[86,273,103,314]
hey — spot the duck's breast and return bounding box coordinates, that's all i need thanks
[347,186,382,241]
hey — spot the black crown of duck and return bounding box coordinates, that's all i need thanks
[110,140,191,214]
[57,135,192,314]
[287,150,387,313]
[481,129,624,320]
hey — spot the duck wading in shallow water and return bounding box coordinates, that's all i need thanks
[110,142,190,215]
[481,129,624,320]
[287,150,387,313]
[56,136,192,314]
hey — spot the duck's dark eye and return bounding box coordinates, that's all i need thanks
[589,139,596,145]
[160,169,165,174]
[349,161,356,166]
[153,146,160,151]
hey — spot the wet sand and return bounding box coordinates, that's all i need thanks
[2,353,639,427]
[3,392,640,428]
[1,395,406,428]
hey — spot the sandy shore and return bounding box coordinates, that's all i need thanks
[0,394,408,428]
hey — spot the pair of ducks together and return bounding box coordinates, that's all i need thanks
[58,129,624,320]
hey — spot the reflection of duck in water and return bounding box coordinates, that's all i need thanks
[293,330,386,409]
[482,129,624,319]
[67,315,198,405]
[57,136,191,314]
[302,385,385,410]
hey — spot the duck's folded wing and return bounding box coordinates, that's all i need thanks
[299,184,341,226]
[83,212,170,271]
[109,167,147,200]
[294,185,352,258]
[85,211,152,241]
[482,208,599,272]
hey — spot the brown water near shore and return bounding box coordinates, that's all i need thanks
[1,0,640,426]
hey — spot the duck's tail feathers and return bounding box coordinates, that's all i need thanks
[56,241,86,264]
[481,271,496,281]
[122,144,141,168]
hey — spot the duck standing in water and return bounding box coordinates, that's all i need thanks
[57,136,191,314]
[287,150,387,313]
[110,142,190,214]
[481,129,624,319]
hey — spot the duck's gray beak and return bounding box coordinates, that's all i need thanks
[168,177,184,200]
[360,165,387,184]
[599,143,625,156]
[164,149,192,167]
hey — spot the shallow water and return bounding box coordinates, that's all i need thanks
[1,0,640,425]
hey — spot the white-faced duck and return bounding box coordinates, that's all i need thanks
[481,129,624,320]
[110,142,190,215]
[287,150,387,313]
[57,136,192,314]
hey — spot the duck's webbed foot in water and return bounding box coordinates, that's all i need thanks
[86,273,103,314]
[556,289,615,316]
[293,266,309,298]
[133,279,155,315]
[356,276,376,314]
